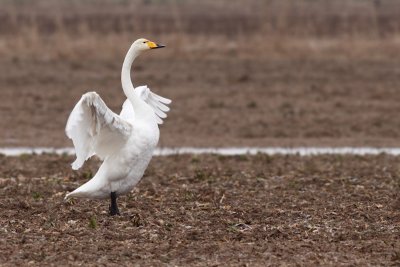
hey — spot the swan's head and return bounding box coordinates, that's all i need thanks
[132,38,165,52]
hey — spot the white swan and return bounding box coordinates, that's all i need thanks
[64,38,171,215]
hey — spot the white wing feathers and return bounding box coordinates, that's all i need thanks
[66,92,132,170]
[120,85,171,124]
[66,87,170,170]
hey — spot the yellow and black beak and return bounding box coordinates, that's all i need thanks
[147,41,166,49]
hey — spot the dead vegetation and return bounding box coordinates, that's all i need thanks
[2,0,400,62]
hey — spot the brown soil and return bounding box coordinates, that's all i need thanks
[2,1,400,266]
[1,154,400,266]
[2,56,400,148]
[2,1,400,148]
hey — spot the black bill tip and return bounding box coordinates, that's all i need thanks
[154,44,166,49]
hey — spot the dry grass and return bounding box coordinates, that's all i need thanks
[3,29,400,64]
[1,0,400,62]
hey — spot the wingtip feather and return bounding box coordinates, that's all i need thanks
[71,160,82,170]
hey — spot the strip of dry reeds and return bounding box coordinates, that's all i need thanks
[1,0,400,61]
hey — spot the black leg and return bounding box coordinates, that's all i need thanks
[109,191,120,216]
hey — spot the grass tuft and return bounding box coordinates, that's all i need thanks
[88,216,97,229]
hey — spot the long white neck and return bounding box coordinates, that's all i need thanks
[121,45,149,119]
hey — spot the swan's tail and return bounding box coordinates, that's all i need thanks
[64,174,108,200]
[64,190,84,201]
[64,187,90,200]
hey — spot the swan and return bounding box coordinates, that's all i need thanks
[64,38,171,216]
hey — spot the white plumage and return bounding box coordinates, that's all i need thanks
[66,92,132,170]
[120,85,171,125]
[65,38,170,215]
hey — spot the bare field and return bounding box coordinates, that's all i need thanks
[2,2,400,265]
[0,154,400,266]
[2,1,400,147]
[2,52,400,147]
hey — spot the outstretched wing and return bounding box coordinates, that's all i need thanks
[120,85,171,124]
[66,92,132,170]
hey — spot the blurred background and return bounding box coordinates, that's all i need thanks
[1,0,400,148]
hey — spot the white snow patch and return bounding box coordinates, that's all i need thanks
[1,147,400,156]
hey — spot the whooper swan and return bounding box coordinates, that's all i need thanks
[65,38,171,216]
